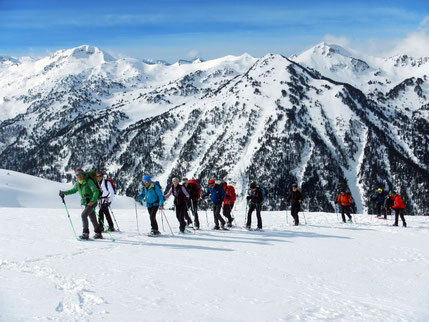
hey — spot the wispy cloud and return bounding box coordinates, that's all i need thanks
[323,35,350,47]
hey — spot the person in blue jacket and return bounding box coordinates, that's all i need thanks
[134,175,164,235]
[373,188,387,218]
[202,179,227,230]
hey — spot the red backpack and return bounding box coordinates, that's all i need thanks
[227,185,236,202]
[188,179,201,200]
[104,178,116,193]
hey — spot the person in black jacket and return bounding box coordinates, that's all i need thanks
[246,182,263,230]
[164,177,191,233]
[285,183,302,226]
[384,194,394,218]
[182,178,200,229]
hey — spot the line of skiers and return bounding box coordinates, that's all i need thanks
[59,168,408,239]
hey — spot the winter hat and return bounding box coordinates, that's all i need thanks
[249,182,256,189]
[208,179,215,185]
[292,183,298,188]
[142,175,151,182]
[378,188,383,192]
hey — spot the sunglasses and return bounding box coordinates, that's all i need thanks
[76,173,84,177]
[97,175,103,177]
[143,180,149,184]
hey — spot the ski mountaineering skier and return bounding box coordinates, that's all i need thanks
[134,176,164,236]
[180,179,194,228]
[164,177,192,234]
[285,183,302,226]
[202,179,227,230]
[246,182,263,230]
[391,191,407,227]
[96,171,115,231]
[182,178,200,229]
[336,189,353,223]
[373,188,387,219]
[59,169,103,240]
[384,194,394,218]
[221,181,236,227]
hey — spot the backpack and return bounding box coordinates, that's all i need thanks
[228,185,237,202]
[154,181,162,192]
[104,178,116,193]
[260,187,267,203]
[188,179,201,200]
[85,169,103,198]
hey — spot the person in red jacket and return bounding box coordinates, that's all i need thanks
[221,181,236,227]
[336,189,353,223]
[391,191,407,227]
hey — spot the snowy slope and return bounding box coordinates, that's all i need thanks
[1,172,429,321]
[0,169,134,209]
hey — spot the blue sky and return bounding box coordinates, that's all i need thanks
[1,0,428,61]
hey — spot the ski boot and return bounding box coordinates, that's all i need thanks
[79,233,89,240]
[93,232,103,239]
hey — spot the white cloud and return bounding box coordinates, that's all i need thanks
[187,49,200,59]
[325,17,429,59]
[388,29,429,57]
[419,15,429,28]
[323,34,350,47]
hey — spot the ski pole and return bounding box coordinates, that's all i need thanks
[160,208,165,232]
[204,200,209,227]
[60,194,79,240]
[229,204,236,227]
[94,209,115,241]
[336,206,340,223]
[161,209,174,236]
[190,200,198,225]
[134,200,140,234]
[302,211,307,225]
[108,205,121,232]
[244,200,248,226]
[286,209,289,225]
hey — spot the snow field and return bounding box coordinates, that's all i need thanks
[1,208,428,321]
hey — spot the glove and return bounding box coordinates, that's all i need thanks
[246,196,251,200]
[59,190,65,198]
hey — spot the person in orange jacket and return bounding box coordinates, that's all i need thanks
[391,191,407,227]
[336,189,353,223]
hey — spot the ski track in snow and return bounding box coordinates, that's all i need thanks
[1,208,429,321]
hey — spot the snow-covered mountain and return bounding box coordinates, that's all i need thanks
[0,44,428,215]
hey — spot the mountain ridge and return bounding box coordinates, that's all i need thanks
[0,44,428,215]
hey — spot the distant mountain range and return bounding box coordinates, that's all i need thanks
[1,43,428,215]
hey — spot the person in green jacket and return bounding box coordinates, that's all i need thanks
[59,168,102,239]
